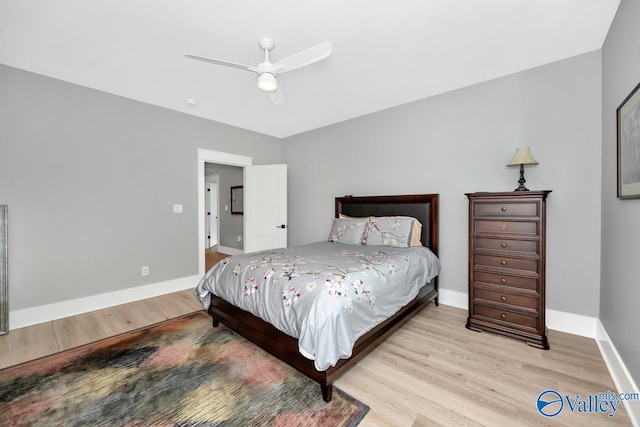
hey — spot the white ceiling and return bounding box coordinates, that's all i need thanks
[0,0,620,139]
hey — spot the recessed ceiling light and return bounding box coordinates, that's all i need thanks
[186,98,198,107]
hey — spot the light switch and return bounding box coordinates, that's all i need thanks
[173,204,183,214]
[224,205,229,211]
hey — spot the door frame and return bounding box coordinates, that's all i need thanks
[197,149,252,276]
[0,205,7,335]
[205,175,219,249]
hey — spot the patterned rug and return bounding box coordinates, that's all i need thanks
[0,312,368,426]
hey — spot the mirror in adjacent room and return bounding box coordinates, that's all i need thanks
[231,186,243,215]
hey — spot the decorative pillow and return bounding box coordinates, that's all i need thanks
[340,214,423,247]
[365,217,415,247]
[327,218,368,245]
[381,216,422,247]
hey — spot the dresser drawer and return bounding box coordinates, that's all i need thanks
[474,271,538,291]
[474,220,538,235]
[475,254,538,272]
[474,237,538,254]
[474,288,537,309]
[474,202,538,217]
[474,305,537,329]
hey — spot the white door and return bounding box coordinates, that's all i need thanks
[244,164,287,253]
[206,182,218,247]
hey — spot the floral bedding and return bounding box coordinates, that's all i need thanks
[194,241,440,370]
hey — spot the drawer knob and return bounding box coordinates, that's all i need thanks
[501,278,507,284]
[501,260,507,266]
[500,313,507,319]
[501,242,507,248]
[501,296,508,302]
[501,207,507,212]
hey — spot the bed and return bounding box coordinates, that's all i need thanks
[195,193,440,402]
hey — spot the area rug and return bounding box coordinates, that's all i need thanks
[0,312,368,426]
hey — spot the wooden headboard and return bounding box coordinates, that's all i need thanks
[335,194,439,256]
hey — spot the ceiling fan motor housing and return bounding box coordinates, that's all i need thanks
[258,37,275,51]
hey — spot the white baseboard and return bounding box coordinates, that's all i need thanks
[596,321,640,427]
[12,282,599,339]
[9,274,201,331]
[438,288,467,309]
[217,245,244,256]
[546,308,598,338]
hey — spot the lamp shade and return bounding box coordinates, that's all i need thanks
[257,73,277,92]
[507,147,539,166]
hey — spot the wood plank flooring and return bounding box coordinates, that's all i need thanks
[0,290,632,426]
[205,247,230,271]
[0,290,202,370]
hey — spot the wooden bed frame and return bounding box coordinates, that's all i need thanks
[207,193,440,402]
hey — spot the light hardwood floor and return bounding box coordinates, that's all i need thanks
[0,291,632,426]
[205,247,230,271]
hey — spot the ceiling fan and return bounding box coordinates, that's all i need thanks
[185,37,332,105]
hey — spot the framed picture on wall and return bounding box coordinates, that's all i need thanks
[230,186,243,215]
[617,81,640,198]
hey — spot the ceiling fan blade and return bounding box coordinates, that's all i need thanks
[184,54,257,72]
[269,88,284,106]
[274,42,332,74]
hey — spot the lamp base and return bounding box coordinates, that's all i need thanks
[514,164,530,191]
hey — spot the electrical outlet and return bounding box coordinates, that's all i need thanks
[173,204,183,214]
[141,266,149,276]
[237,236,242,243]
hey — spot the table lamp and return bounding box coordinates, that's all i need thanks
[507,147,538,191]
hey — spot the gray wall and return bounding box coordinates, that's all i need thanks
[0,64,284,311]
[284,51,603,318]
[601,0,640,387]
[204,163,243,250]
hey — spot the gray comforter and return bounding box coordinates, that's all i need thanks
[195,241,440,370]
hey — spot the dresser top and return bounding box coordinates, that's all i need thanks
[466,190,551,198]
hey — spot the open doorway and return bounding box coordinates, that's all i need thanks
[197,149,288,276]
[197,149,252,276]
[203,163,244,270]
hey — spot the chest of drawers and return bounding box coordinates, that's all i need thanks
[465,191,551,349]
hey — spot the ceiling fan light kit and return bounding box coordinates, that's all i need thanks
[257,73,277,92]
[185,37,332,105]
